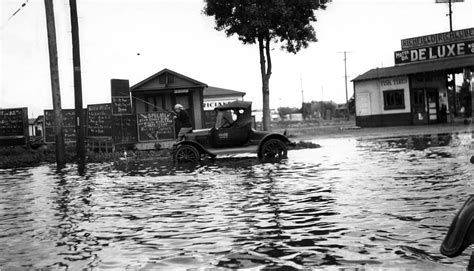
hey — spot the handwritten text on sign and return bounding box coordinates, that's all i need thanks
[137,112,175,141]
[112,96,132,115]
[87,103,112,137]
[0,108,27,137]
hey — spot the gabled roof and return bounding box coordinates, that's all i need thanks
[131,68,208,91]
[34,115,44,124]
[352,55,474,82]
[204,86,246,98]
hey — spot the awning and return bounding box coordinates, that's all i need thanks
[352,55,474,82]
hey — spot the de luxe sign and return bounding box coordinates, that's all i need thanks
[394,40,474,65]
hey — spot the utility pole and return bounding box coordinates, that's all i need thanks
[343,51,351,119]
[300,74,304,104]
[448,0,453,31]
[44,0,65,169]
[69,0,85,163]
[300,74,305,120]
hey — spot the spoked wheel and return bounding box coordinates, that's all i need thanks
[259,139,287,161]
[173,145,200,163]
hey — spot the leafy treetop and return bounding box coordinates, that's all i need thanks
[203,0,327,54]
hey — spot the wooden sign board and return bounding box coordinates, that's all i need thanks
[44,109,87,143]
[111,79,132,115]
[395,40,474,64]
[0,107,28,146]
[112,96,132,115]
[87,103,112,138]
[137,111,175,142]
[112,114,138,144]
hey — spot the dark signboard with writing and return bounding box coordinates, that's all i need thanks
[87,103,112,138]
[112,115,138,144]
[111,79,132,115]
[111,79,130,97]
[401,27,474,50]
[137,111,175,142]
[0,107,28,146]
[112,96,132,115]
[394,40,474,65]
[44,109,87,143]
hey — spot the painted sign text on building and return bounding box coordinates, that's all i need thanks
[203,99,237,111]
[380,77,408,87]
[401,27,474,50]
[394,40,474,65]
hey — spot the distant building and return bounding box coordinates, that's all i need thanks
[28,115,43,137]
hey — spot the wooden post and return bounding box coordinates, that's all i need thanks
[44,0,65,168]
[69,0,85,163]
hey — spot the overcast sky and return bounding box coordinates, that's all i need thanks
[1,0,473,117]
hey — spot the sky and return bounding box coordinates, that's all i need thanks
[1,0,473,117]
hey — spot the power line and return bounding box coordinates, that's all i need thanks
[0,0,30,31]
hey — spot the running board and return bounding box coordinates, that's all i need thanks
[207,145,259,155]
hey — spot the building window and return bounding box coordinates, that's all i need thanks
[383,89,405,110]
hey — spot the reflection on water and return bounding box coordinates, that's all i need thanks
[0,132,472,270]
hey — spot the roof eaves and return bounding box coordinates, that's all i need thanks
[131,68,208,91]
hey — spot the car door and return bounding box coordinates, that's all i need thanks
[211,109,250,148]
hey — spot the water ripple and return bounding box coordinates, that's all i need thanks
[0,132,472,269]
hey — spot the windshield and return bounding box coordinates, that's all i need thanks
[214,109,235,129]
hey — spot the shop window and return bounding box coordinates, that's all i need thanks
[383,89,405,110]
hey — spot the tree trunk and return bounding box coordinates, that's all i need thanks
[258,36,272,131]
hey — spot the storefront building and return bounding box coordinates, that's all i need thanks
[131,68,207,129]
[353,28,474,127]
[131,68,245,130]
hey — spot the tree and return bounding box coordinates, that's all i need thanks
[203,0,328,130]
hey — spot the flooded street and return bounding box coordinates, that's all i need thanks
[1,132,473,270]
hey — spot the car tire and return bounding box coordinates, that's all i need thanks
[259,139,287,161]
[173,144,200,163]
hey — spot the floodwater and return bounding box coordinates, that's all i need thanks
[1,132,473,270]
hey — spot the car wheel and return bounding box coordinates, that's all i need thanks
[174,145,200,163]
[259,139,287,161]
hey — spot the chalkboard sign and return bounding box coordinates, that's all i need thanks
[111,79,130,97]
[0,107,28,146]
[137,111,175,141]
[87,103,112,138]
[112,114,138,144]
[44,109,87,143]
[112,96,132,115]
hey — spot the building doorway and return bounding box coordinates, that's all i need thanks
[426,89,439,124]
[411,89,426,124]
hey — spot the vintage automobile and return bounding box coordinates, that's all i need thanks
[172,100,293,162]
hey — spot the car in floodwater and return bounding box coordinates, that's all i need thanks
[172,100,293,163]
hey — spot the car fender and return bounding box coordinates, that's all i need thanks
[257,133,293,153]
[173,140,215,157]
